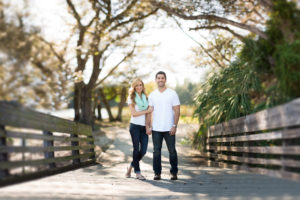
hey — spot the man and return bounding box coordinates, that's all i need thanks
[146,71,180,180]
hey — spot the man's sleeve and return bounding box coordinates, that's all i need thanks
[172,92,180,106]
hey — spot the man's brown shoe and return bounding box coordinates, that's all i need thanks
[171,174,177,180]
[154,174,161,180]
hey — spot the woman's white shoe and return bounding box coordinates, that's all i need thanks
[136,173,146,180]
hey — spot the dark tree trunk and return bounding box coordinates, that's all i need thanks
[97,102,102,121]
[116,86,127,121]
[99,88,115,121]
[73,82,82,122]
[93,90,103,121]
[80,85,93,126]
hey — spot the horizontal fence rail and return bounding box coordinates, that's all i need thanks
[0,102,96,186]
[202,98,300,181]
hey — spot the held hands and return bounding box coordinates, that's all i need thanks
[146,127,152,135]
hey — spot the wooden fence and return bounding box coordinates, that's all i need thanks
[204,98,300,181]
[0,102,96,186]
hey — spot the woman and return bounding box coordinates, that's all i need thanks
[125,78,152,180]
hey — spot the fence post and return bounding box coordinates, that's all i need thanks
[43,131,56,169]
[281,128,288,172]
[206,128,216,167]
[88,135,95,159]
[71,134,80,164]
[22,138,26,174]
[242,132,249,170]
[0,125,9,178]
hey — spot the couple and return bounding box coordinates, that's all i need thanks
[125,71,181,180]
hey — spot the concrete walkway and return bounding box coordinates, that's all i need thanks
[1,124,300,200]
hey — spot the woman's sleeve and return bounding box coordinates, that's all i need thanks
[127,96,132,105]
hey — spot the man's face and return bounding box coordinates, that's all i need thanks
[156,74,166,87]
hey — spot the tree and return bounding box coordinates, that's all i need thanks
[175,79,199,105]
[94,64,148,122]
[66,0,158,125]
[189,32,240,69]
[150,0,274,71]
[192,0,300,149]
[0,1,71,109]
[151,0,271,39]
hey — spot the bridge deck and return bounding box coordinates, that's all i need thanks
[1,124,300,200]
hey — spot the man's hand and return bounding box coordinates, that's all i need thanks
[169,127,177,135]
[146,127,152,135]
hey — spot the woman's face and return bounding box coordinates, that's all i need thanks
[135,81,144,94]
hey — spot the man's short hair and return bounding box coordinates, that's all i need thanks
[155,71,167,79]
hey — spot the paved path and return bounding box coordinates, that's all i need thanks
[1,124,300,200]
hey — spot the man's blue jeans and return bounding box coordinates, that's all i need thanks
[129,123,148,173]
[152,130,178,175]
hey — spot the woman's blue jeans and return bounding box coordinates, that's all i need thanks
[152,131,178,175]
[129,123,148,173]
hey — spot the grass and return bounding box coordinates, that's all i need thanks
[103,105,197,125]
[179,105,198,124]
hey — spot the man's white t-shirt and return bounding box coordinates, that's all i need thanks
[148,88,180,132]
[127,96,146,126]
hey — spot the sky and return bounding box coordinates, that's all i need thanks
[29,0,209,87]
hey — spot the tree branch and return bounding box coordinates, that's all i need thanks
[151,1,268,39]
[189,25,244,41]
[112,0,138,22]
[257,0,273,11]
[109,8,159,32]
[66,0,82,27]
[173,18,224,68]
[95,44,136,87]
[38,36,65,63]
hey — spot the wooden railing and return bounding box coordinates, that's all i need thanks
[0,102,96,186]
[204,98,300,181]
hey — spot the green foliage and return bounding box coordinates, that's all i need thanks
[192,0,300,149]
[274,40,300,97]
[194,59,260,125]
[192,60,261,149]
[175,79,199,105]
[239,38,271,72]
[266,0,300,97]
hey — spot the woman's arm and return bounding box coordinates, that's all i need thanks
[145,107,153,135]
[129,104,152,117]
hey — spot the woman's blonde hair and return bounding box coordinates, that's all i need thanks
[129,78,147,104]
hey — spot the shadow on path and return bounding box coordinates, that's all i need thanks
[1,124,300,200]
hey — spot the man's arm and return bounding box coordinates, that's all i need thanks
[170,105,180,135]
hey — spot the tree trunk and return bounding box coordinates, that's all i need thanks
[99,88,115,121]
[80,85,93,125]
[97,102,102,121]
[73,82,83,122]
[94,90,103,121]
[116,86,127,121]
